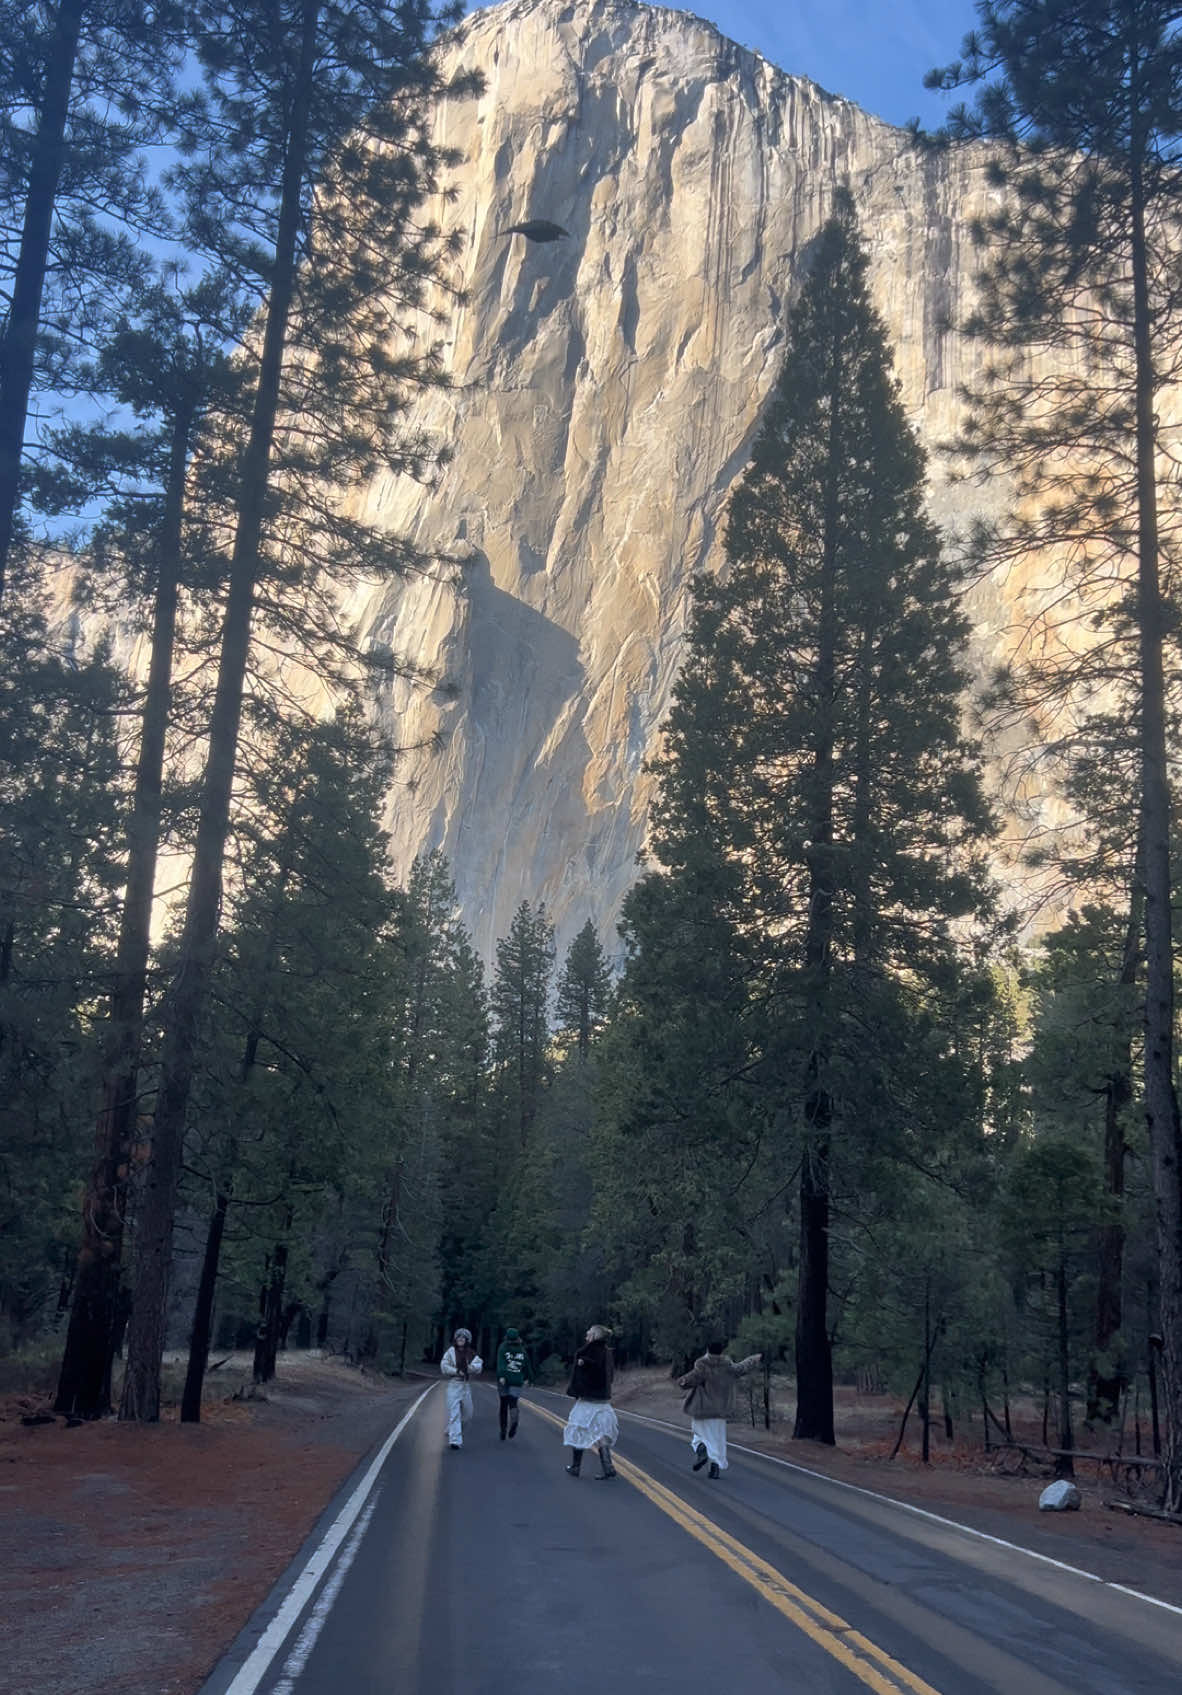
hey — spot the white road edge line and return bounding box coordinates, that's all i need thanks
[271,1495,380,1694]
[530,1392,1182,1620]
[224,1384,434,1694]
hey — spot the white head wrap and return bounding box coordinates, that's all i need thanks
[454,1327,472,1343]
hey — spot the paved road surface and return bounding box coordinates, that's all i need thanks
[200,1383,1182,1695]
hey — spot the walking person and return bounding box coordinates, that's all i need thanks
[678,1340,762,1478]
[440,1327,483,1449]
[495,1327,533,1440]
[563,1323,618,1479]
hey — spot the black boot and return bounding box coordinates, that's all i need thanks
[692,1442,708,1471]
[565,1448,583,1476]
[708,1461,720,1479]
[596,1443,617,1479]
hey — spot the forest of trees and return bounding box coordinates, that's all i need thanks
[2,0,1182,1515]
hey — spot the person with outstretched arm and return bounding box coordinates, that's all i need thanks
[678,1340,762,1478]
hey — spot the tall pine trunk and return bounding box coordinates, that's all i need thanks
[119,0,320,1421]
[0,0,84,598]
[794,287,841,1447]
[55,398,194,1418]
[253,1210,292,1385]
[1130,156,1182,1514]
[1088,873,1139,1425]
[180,1180,231,1423]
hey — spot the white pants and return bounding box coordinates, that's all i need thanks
[446,1379,473,1444]
[691,1417,728,1470]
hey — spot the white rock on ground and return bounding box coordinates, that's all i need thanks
[1039,1479,1083,1512]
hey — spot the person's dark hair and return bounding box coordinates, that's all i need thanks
[707,1340,725,1355]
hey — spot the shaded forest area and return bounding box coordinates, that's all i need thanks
[3,0,1182,1517]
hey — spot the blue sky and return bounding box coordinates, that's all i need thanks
[650,1,986,130]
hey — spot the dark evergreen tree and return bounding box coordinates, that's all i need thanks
[634,191,994,1442]
[119,0,468,1421]
[930,0,1182,1508]
[434,925,494,1343]
[490,901,555,1150]
[555,920,612,1063]
[53,275,248,1418]
[1024,907,1141,1424]
[0,0,182,596]
[0,589,126,1348]
[177,710,403,1414]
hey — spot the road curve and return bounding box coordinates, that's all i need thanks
[199,1383,1182,1695]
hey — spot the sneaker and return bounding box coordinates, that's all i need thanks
[708,1461,720,1479]
[692,1443,708,1471]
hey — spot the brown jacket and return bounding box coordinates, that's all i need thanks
[678,1352,761,1420]
[566,1338,613,1401]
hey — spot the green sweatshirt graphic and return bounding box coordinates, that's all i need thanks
[496,1340,532,1389]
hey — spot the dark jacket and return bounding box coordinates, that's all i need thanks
[566,1338,613,1401]
[678,1352,761,1420]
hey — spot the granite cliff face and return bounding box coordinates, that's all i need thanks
[347,0,1017,964]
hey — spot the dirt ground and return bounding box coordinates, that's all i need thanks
[2,1354,421,1695]
[5,1357,1181,1695]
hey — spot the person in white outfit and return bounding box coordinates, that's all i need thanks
[440,1327,483,1449]
[678,1340,762,1478]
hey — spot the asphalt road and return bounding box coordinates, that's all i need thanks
[200,1383,1182,1695]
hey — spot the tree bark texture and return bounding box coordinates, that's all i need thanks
[253,1222,290,1385]
[180,1183,230,1423]
[1056,1247,1074,1478]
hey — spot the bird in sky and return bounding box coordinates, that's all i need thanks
[499,219,570,242]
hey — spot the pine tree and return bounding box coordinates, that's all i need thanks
[0,0,183,596]
[1025,907,1141,1422]
[555,920,612,1063]
[0,588,126,1348]
[177,710,403,1412]
[490,902,555,1150]
[118,0,467,1421]
[930,0,1182,1508]
[640,191,994,1442]
[53,274,248,1418]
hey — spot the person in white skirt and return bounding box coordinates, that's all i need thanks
[678,1341,762,1478]
[440,1327,483,1449]
[563,1324,618,1479]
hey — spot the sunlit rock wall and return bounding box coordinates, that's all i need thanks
[346,0,1030,966]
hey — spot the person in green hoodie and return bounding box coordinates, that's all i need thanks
[495,1327,533,1440]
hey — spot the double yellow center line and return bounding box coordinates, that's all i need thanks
[526,1401,941,1695]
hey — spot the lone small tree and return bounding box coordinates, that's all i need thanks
[555,920,612,1063]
